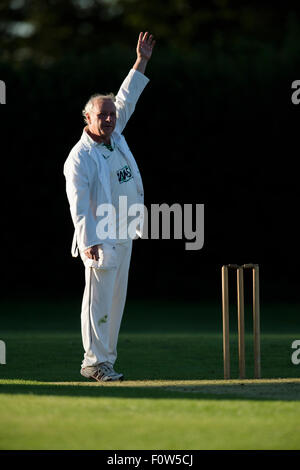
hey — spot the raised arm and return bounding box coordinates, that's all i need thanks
[133,32,156,75]
[114,32,155,135]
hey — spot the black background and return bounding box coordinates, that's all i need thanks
[1,0,300,305]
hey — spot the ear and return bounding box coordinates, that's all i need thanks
[85,112,91,125]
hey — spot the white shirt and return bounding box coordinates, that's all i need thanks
[99,136,139,242]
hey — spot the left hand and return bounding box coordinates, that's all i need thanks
[137,32,155,61]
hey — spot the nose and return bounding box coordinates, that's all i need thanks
[105,115,111,122]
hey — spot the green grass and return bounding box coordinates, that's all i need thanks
[0,299,299,450]
[0,381,299,450]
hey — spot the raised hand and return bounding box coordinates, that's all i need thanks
[137,32,156,62]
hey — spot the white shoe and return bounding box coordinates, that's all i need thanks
[104,362,124,381]
[80,362,123,382]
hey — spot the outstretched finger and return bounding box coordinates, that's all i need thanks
[149,35,155,47]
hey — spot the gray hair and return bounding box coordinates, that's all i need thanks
[82,92,116,124]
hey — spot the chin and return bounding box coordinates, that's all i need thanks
[101,130,113,137]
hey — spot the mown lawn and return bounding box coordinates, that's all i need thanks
[0,299,299,450]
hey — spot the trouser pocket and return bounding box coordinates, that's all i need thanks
[81,244,117,270]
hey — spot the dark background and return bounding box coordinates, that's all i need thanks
[1,0,300,305]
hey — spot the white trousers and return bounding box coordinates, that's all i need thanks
[80,240,132,368]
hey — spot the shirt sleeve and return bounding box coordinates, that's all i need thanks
[114,69,150,135]
[64,154,100,253]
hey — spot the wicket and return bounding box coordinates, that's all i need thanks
[221,264,261,380]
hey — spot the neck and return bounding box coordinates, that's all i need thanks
[86,127,111,145]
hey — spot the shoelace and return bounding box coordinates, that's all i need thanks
[94,363,116,380]
[103,362,119,374]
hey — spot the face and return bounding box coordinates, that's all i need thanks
[86,98,117,141]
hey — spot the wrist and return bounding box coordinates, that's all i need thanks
[133,57,148,74]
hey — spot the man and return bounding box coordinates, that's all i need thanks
[64,32,155,382]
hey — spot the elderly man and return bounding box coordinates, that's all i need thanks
[64,32,155,382]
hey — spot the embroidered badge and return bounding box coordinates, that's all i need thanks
[117,165,133,184]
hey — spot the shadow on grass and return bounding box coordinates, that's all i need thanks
[0,380,299,401]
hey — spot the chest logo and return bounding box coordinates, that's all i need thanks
[117,165,133,184]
